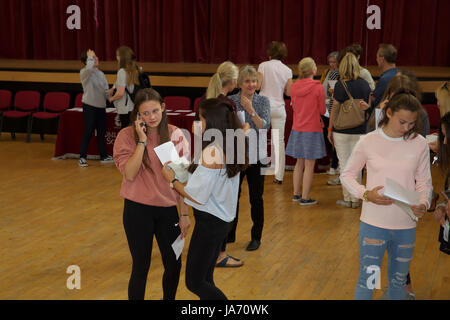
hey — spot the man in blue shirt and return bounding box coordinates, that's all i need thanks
[373,44,398,108]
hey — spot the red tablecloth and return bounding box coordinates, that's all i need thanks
[53,109,197,159]
[53,108,121,159]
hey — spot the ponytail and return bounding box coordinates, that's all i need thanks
[206,73,222,99]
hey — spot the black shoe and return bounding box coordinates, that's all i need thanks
[273,179,282,184]
[246,239,261,251]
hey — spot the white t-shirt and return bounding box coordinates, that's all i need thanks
[258,59,293,109]
[114,68,135,115]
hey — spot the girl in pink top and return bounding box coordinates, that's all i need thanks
[113,88,190,300]
[340,89,432,300]
[286,57,326,205]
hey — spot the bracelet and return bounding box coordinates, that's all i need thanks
[363,190,369,202]
[181,214,189,217]
[327,127,332,132]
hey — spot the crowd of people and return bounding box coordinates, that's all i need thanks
[78,42,449,300]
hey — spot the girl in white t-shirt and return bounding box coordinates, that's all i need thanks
[109,46,139,128]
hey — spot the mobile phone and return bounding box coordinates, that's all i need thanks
[137,113,147,131]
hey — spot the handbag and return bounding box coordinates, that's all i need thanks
[332,80,366,130]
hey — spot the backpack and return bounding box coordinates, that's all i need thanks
[125,67,152,105]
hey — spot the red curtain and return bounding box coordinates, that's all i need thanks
[1,0,448,66]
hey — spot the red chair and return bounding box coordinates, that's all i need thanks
[0,89,12,139]
[0,91,40,140]
[74,93,83,108]
[27,92,70,142]
[193,97,202,113]
[0,89,12,112]
[423,104,440,134]
[164,96,191,110]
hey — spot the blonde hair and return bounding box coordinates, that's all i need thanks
[206,61,239,99]
[436,82,450,116]
[237,65,258,87]
[298,57,316,79]
[339,52,360,80]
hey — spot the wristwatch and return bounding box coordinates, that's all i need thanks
[137,141,147,147]
[170,178,178,189]
[251,111,256,117]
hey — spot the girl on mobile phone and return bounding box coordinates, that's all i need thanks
[113,88,190,300]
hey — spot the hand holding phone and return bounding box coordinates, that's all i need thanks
[135,113,147,143]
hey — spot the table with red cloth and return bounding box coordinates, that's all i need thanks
[52,108,197,160]
[52,107,305,169]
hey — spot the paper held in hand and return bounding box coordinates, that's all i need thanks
[153,141,180,165]
[383,178,420,222]
[171,234,185,260]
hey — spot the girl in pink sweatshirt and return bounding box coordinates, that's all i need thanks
[340,89,432,300]
[286,57,326,205]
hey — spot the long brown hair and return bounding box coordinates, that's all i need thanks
[129,88,170,170]
[116,46,139,87]
[438,112,450,175]
[378,88,422,140]
[188,98,248,178]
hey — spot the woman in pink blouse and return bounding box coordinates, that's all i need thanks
[340,89,432,300]
[113,88,190,300]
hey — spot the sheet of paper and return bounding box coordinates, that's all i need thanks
[444,221,449,242]
[426,134,438,143]
[153,141,180,165]
[392,200,419,222]
[171,234,185,260]
[237,111,246,125]
[384,177,420,206]
[375,108,383,129]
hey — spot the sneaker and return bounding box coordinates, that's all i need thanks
[78,158,88,167]
[100,156,114,164]
[300,198,318,206]
[292,195,302,202]
[326,167,339,175]
[405,292,416,300]
[351,201,360,209]
[327,177,341,185]
[336,200,352,208]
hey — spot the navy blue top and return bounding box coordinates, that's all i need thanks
[373,67,398,108]
[333,78,371,134]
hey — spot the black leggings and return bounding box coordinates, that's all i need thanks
[80,104,107,159]
[123,199,181,300]
[185,208,231,300]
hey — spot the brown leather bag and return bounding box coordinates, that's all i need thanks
[332,80,365,130]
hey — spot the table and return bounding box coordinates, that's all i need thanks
[53,108,121,159]
[53,108,197,160]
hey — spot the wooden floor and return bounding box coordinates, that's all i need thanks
[1,133,449,300]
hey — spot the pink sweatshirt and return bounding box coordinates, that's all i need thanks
[340,128,432,230]
[290,78,326,132]
[113,125,190,207]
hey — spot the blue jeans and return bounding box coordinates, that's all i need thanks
[354,222,416,300]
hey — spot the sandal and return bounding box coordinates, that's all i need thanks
[215,255,244,268]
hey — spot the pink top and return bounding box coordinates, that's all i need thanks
[290,78,326,132]
[340,128,432,230]
[113,125,190,207]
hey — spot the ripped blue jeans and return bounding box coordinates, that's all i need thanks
[354,222,416,300]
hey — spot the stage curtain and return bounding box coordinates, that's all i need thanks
[0,0,448,66]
